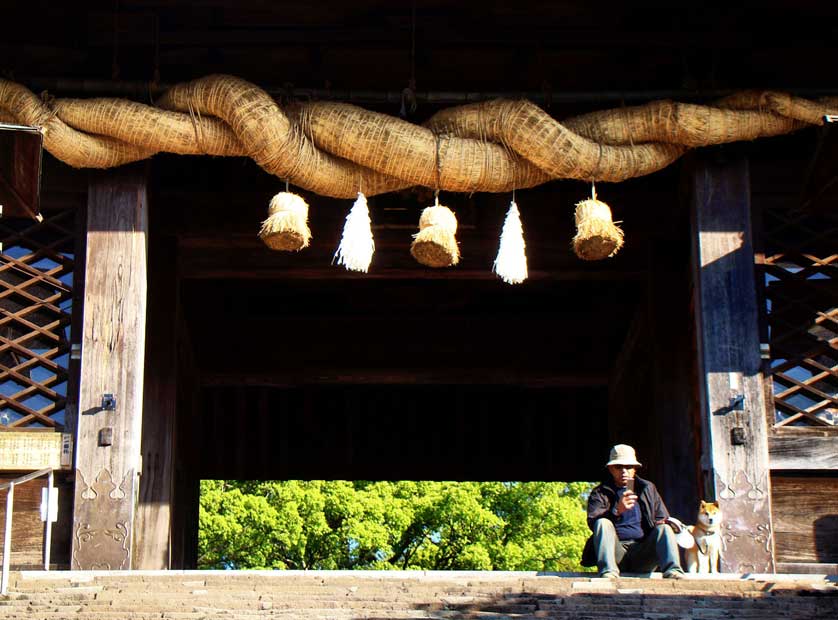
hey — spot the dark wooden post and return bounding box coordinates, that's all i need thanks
[133,236,178,569]
[691,154,775,573]
[647,236,701,523]
[72,167,148,570]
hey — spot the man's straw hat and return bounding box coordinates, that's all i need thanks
[606,444,642,467]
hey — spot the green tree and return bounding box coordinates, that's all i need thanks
[198,480,593,571]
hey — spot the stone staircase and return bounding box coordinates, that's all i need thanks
[0,571,836,620]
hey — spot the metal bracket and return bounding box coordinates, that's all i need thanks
[101,393,116,412]
[730,427,747,446]
[714,394,745,416]
[98,427,113,447]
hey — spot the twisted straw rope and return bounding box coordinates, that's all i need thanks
[1,75,835,198]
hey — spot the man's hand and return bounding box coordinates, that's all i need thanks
[615,492,638,515]
[659,517,684,533]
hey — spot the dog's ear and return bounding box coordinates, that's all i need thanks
[713,500,720,508]
[699,500,708,508]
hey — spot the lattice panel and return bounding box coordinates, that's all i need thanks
[760,204,837,428]
[0,211,76,429]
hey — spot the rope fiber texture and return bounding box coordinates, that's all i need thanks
[2,75,835,198]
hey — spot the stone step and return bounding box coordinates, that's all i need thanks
[8,581,800,598]
[1,571,835,620]
[14,573,816,585]
[3,591,792,609]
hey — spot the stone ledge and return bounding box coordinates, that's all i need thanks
[14,570,838,584]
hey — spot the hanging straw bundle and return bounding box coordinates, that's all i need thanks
[410,201,459,267]
[259,191,312,251]
[572,187,624,261]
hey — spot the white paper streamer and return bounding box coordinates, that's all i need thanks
[493,200,528,284]
[334,192,375,272]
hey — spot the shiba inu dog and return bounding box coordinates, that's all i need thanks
[685,500,723,573]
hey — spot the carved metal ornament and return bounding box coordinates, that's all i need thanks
[749,523,773,554]
[714,470,774,573]
[72,468,133,570]
[716,469,768,501]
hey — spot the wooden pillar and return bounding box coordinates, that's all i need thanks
[170,317,201,569]
[691,154,775,573]
[72,167,148,570]
[133,236,177,569]
[647,236,701,523]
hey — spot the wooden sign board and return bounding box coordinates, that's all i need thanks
[0,432,70,470]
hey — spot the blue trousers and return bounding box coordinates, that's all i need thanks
[591,518,682,576]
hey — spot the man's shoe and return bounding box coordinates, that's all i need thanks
[663,569,685,580]
[598,571,619,579]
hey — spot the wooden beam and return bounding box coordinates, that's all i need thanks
[133,236,178,569]
[691,154,775,573]
[181,264,643,281]
[177,235,646,282]
[195,384,608,483]
[72,167,148,570]
[201,368,609,388]
[187,312,622,381]
[769,433,838,470]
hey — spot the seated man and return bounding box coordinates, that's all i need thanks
[581,444,685,579]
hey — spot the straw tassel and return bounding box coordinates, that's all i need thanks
[572,185,624,261]
[410,198,460,268]
[493,199,528,284]
[259,191,312,251]
[334,192,375,272]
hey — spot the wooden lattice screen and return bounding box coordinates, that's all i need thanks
[0,210,77,430]
[759,202,838,428]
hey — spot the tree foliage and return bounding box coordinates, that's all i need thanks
[198,480,594,571]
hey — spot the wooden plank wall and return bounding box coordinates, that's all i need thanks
[0,473,73,569]
[772,474,838,564]
[72,167,148,570]
[196,384,610,483]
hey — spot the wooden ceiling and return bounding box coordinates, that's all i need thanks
[7,1,832,377]
[4,1,838,102]
[9,3,832,468]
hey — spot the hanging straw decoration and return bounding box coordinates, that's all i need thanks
[493,195,528,284]
[412,135,460,268]
[410,194,459,268]
[572,183,624,260]
[258,186,312,252]
[334,191,375,272]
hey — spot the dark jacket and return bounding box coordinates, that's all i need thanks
[580,475,670,567]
